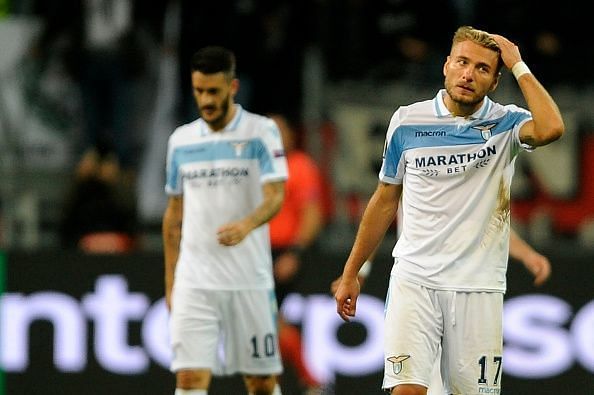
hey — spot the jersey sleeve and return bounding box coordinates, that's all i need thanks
[259,118,289,183]
[164,132,183,196]
[379,108,406,184]
[507,104,534,155]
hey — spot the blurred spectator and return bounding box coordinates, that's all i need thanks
[78,0,145,171]
[318,0,456,85]
[59,138,138,253]
[475,0,591,89]
[268,114,326,393]
[23,0,84,148]
[368,0,457,84]
[29,0,163,172]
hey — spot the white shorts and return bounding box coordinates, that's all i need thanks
[169,286,283,376]
[383,276,503,394]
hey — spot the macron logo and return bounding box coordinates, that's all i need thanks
[415,131,446,137]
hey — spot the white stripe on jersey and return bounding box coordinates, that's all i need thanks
[380,90,532,292]
[165,105,288,290]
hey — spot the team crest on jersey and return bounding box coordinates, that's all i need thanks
[472,123,497,141]
[387,354,410,375]
[231,142,248,156]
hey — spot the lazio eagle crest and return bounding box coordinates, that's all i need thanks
[387,354,411,375]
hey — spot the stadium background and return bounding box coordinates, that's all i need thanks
[0,1,593,394]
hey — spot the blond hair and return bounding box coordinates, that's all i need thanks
[452,26,504,73]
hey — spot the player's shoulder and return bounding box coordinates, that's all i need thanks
[240,109,278,130]
[484,99,531,124]
[390,97,436,125]
[169,119,202,144]
[237,108,281,137]
[403,97,434,111]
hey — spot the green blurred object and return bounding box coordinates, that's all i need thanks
[0,0,10,18]
[0,0,8,18]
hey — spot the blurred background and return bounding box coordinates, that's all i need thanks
[0,1,592,394]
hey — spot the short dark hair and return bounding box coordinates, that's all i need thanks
[190,46,236,78]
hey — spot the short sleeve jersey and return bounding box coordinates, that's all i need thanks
[165,105,288,290]
[380,90,532,293]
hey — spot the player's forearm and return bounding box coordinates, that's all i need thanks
[245,181,285,230]
[517,74,565,146]
[343,187,398,279]
[162,207,182,295]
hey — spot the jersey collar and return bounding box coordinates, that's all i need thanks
[433,89,492,120]
[199,104,244,134]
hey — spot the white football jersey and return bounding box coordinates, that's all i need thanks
[165,105,288,290]
[381,90,533,293]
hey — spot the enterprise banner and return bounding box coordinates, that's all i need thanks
[1,248,592,394]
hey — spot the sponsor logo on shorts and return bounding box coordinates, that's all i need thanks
[387,354,410,375]
[478,387,501,394]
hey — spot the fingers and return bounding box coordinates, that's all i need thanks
[530,256,552,287]
[533,259,552,287]
[337,297,356,322]
[490,34,522,69]
[333,277,360,321]
[336,294,358,322]
[217,227,241,246]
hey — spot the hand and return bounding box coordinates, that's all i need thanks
[490,34,523,70]
[334,276,361,322]
[522,252,552,286]
[217,221,250,246]
[274,252,300,283]
[330,274,366,295]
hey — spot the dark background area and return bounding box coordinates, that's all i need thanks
[3,245,593,394]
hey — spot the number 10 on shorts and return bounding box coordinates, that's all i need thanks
[250,333,276,358]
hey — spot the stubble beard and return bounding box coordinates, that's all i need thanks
[444,77,485,109]
[201,93,230,130]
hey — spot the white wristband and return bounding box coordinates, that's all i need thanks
[358,260,372,278]
[511,61,531,80]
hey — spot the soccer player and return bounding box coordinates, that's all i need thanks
[331,227,552,395]
[333,26,564,395]
[162,46,288,395]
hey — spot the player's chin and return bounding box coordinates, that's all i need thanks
[453,88,476,101]
[200,108,219,120]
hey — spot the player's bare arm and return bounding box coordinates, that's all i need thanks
[491,34,565,147]
[509,228,552,286]
[217,181,285,246]
[162,195,183,310]
[335,182,402,322]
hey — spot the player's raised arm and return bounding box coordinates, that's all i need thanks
[491,34,564,147]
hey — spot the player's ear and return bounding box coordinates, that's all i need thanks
[230,78,239,97]
[489,72,501,92]
[443,56,451,77]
